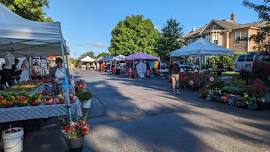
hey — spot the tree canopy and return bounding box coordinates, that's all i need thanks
[242,0,270,51]
[79,51,95,59]
[109,15,160,56]
[157,19,185,61]
[97,52,111,58]
[0,0,52,22]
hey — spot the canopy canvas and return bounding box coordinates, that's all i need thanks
[126,52,160,61]
[170,38,234,57]
[0,3,65,57]
[113,55,126,61]
[80,56,95,62]
[99,56,114,62]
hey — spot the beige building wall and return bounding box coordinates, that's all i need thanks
[248,28,258,51]
[229,29,248,51]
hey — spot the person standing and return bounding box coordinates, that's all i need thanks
[169,60,180,94]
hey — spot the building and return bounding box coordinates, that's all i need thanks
[185,13,266,52]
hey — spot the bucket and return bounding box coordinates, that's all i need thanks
[2,127,24,152]
[82,99,92,109]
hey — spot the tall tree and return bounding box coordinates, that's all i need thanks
[79,51,95,59]
[0,0,52,22]
[109,15,160,56]
[157,19,185,61]
[242,0,270,51]
[97,52,111,58]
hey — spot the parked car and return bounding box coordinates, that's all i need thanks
[235,53,256,72]
[253,52,270,80]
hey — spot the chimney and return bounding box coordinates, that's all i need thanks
[192,28,196,32]
[231,13,236,22]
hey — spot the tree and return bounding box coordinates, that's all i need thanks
[97,52,111,58]
[109,15,160,56]
[69,58,80,68]
[79,51,95,59]
[242,0,270,51]
[157,19,185,61]
[0,0,52,22]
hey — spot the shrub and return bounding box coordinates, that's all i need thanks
[76,90,92,101]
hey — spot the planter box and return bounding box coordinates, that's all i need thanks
[81,99,92,109]
[66,137,84,152]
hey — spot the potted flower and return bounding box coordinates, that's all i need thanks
[61,118,90,151]
[76,90,92,109]
[75,79,87,91]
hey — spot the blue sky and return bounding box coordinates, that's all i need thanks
[45,0,260,58]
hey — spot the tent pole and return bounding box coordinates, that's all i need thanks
[199,55,202,72]
[61,40,72,123]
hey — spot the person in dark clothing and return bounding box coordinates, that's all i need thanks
[0,64,7,87]
[169,60,180,94]
[11,59,22,84]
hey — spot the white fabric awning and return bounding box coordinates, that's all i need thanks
[0,3,65,57]
[113,55,125,61]
[80,56,95,62]
[170,38,234,57]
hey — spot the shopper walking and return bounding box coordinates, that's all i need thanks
[169,60,180,94]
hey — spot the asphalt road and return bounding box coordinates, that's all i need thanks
[23,71,270,152]
[81,71,270,152]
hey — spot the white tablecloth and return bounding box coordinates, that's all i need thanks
[0,101,82,123]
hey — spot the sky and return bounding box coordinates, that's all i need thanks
[45,0,261,58]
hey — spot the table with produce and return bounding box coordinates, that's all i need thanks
[0,80,82,123]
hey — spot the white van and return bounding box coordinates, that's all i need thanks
[235,53,256,72]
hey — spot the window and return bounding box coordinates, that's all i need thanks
[205,35,211,42]
[235,31,241,42]
[238,55,245,62]
[213,35,220,45]
[255,54,264,63]
[246,54,255,61]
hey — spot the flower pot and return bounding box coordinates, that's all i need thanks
[66,137,84,152]
[2,127,24,152]
[82,99,92,109]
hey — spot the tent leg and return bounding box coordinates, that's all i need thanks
[61,40,72,123]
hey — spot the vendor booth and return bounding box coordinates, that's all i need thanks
[112,55,126,75]
[98,56,114,72]
[125,52,160,78]
[170,38,234,70]
[80,56,96,71]
[0,3,81,124]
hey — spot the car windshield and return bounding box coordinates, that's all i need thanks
[238,55,245,62]
[246,54,255,61]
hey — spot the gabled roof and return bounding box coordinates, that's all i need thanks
[185,19,265,38]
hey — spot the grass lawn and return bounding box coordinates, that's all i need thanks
[221,71,240,77]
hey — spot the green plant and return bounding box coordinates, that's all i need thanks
[222,85,247,95]
[61,118,90,139]
[76,90,92,101]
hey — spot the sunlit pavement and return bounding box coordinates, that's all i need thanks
[80,71,270,152]
[23,71,270,152]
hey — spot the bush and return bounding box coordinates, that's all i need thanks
[76,90,92,101]
[207,56,236,71]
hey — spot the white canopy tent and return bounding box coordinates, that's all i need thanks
[113,55,125,61]
[170,38,234,57]
[0,3,73,121]
[0,3,67,57]
[80,56,95,62]
[170,38,234,70]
